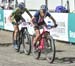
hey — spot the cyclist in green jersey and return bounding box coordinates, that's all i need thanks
[9,2,32,49]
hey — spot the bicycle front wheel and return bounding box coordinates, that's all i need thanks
[22,28,31,55]
[45,36,56,63]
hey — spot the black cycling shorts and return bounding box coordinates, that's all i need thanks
[34,21,46,30]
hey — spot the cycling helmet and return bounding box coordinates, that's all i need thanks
[18,2,25,9]
[40,5,48,13]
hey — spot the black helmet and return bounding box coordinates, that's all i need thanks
[18,2,25,9]
[40,5,48,13]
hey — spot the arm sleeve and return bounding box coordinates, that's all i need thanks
[24,8,32,18]
[11,8,18,17]
[34,11,39,17]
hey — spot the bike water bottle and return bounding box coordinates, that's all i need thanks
[47,21,51,29]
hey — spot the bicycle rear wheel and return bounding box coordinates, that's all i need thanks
[45,36,56,63]
[22,28,31,55]
[32,35,41,59]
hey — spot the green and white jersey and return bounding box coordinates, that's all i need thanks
[11,8,32,22]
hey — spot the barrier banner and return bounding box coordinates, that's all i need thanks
[4,10,14,31]
[68,13,75,43]
[3,10,75,43]
[50,13,68,41]
[0,9,4,29]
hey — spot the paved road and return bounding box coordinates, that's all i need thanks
[0,30,75,66]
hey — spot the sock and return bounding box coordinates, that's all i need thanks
[13,40,17,45]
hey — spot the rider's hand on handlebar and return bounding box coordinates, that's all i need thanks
[31,23,35,27]
[51,24,57,28]
[54,24,58,27]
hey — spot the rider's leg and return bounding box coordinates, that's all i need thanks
[33,29,40,46]
[32,23,40,45]
[13,25,19,40]
[13,24,19,49]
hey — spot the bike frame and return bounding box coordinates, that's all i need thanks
[38,26,50,50]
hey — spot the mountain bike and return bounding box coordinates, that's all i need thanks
[31,23,56,63]
[13,21,31,55]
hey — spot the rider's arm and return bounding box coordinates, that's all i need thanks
[49,15,57,26]
[8,14,12,23]
[30,11,39,26]
[8,15,16,23]
[24,8,32,18]
[47,13,57,27]
[8,8,18,23]
[30,16,35,26]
